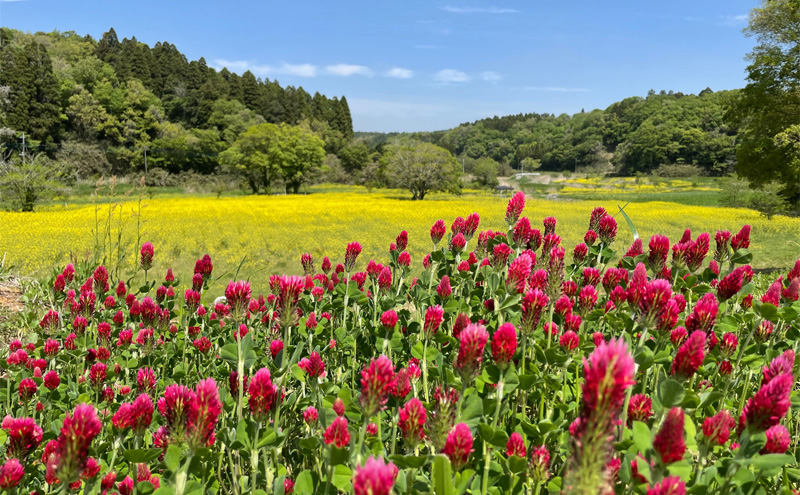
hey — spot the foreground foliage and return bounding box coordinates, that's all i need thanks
[1,192,799,494]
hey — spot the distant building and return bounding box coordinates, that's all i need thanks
[513,172,541,180]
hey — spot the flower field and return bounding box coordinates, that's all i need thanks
[0,190,798,290]
[0,191,799,494]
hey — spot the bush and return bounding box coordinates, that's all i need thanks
[749,182,788,219]
[652,164,705,177]
[0,153,64,211]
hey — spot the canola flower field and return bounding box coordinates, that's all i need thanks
[0,188,798,288]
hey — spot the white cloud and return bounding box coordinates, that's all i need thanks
[213,59,317,77]
[522,86,590,92]
[718,14,748,26]
[326,64,374,77]
[435,69,469,83]
[385,67,414,79]
[442,5,519,14]
[480,71,502,83]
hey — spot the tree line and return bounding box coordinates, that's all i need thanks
[0,27,353,179]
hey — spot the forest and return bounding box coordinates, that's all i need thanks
[360,88,740,177]
[0,27,353,177]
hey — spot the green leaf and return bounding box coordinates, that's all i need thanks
[632,421,652,454]
[329,445,349,466]
[293,470,314,495]
[658,379,685,409]
[730,249,752,265]
[616,203,639,241]
[432,454,455,495]
[332,465,352,491]
[236,421,251,450]
[508,455,528,474]
[290,364,306,383]
[122,448,163,463]
[744,454,796,471]
[164,444,182,472]
[220,343,239,365]
[461,394,484,430]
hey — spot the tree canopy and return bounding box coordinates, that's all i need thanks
[726,0,800,202]
[0,27,351,179]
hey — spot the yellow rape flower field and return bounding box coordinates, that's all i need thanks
[1,189,798,288]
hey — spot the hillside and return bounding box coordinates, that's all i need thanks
[358,88,739,176]
[0,27,353,175]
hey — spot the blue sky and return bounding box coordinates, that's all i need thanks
[1,0,757,132]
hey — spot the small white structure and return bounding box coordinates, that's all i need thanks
[513,172,541,180]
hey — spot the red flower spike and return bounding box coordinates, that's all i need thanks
[702,409,736,445]
[398,398,427,449]
[353,456,398,495]
[646,476,686,495]
[653,407,686,464]
[324,416,350,447]
[443,423,474,470]
[454,323,489,382]
[506,432,526,457]
[491,323,517,369]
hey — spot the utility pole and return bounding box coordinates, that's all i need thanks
[143,146,148,185]
[20,132,25,164]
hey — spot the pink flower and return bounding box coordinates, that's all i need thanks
[648,235,670,274]
[646,476,686,495]
[543,216,557,236]
[18,378,37,401]
[225,280,252,316]
[598,215,617,244]
[189,379,222,449]
[450,233,467,253]
[762,425,790,453]
[443,423,474,470]
[763,350,795,385]
[506,432,526,457]
[521,289,548,334]
[742,373,794,431]
[248,369,277,422]
[427,387,460,450]
[298,352,325,378]
[524,448,547,484]
[454,323,489,382]
[559,331,579,352]
[437,275,452,298]
[685,293,718,332]
[137,367,156,393]
[702,410,736,445]
[398,251,411,267]
[423,305,444,336]
[301,253,314,274]
[333,398,346,416]
[430,220,447,245]
[353,456,398,495]
[0,458,24,489]
[653,408,686,464]
[398,398,427,449]
[506,254,533,294]
[671,331,706,380]
[505,192,526,225]
[730,225,750,250]
[378,267,392,292]
[303,407,318,423]
[2,416,43,460]
[580,339,635,429]
[140,242,154,270]
[270,340,284,359]
[719,332,738,356]
[627,394,653,424]
[491,323,517,369]
[50,404,103,484]
[345,242,362,272]
[324,416,350,447]
[360,355,395,417]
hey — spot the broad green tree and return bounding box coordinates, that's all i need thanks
[472,157,499,188]
[726,0,800,201]
[219,122,325,194]
[385,142,461,200]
